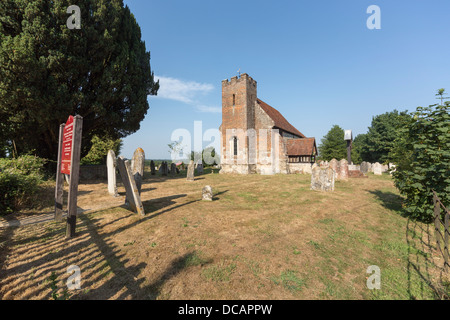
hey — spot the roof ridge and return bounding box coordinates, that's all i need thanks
[257,99,306,138]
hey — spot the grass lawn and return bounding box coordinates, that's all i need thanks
[0,169,449,300]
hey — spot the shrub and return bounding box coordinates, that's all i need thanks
[391,104,449,222]
[0,155,46,215]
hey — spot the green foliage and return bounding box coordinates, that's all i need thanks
[48,272,70,300]
[0,155,46,214]
[350,133,366,164]
[0,0,159,161]
[391,104,449,222]
[358,110,411,164]
[318,125,346,161]
[80,135,122,165]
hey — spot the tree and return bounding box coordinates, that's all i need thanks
[0,0,159,161]
[391,104,449,222]
[80,135,122,165]
[350,133,367,164]
[435,88,449,105]
[318,125,346,161]
[358,110,411,164]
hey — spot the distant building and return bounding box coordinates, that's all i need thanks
[219,73,317,174]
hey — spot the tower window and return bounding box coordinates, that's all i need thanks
[233,136,238,156]
[233,94,236,106]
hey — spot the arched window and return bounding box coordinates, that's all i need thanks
[232,94,236,106]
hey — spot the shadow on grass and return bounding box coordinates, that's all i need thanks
[369,190,449,299]
[406,219,450,300]
[368,190,404,215]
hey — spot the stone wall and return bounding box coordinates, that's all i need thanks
[79,165,107,181]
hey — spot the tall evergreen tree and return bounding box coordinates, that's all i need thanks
[0,0,159,160]
[318,125,347,161]
[359,110,410,163]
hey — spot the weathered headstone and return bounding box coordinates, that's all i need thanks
[162,161,168,176]
[202,185,213,201]
[107,150,119,197]
[131,148,145,195]
[338,159,349,180]
[329,159,339,178]
[187,160,195,181]
[170,163,177,177]
[117,156,145,216]
[360,161,370,174]
[373,162,382,175]
[311,167,335,192]
[150,160,156,175]
[196,163,204,174]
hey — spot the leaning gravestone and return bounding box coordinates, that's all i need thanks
[373,162,382,175]
[187,160,195,181]
[170,163,177,177]
[117,156,145,216]
[311,167,335,192]
[150,160,156,175]
[131,148,145,195]
[107,150,119,197]
[202,186,213,201]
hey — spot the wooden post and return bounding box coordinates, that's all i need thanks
[347,140,352,165]
[55,123,65,222]
[66,115,83,239]
[445,210,449,272]
[434,194,442,250]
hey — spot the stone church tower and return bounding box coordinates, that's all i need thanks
[219,73,317,175]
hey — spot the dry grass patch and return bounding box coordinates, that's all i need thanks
[0,171,448,300]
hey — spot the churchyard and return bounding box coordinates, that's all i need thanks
[0,166,448,300]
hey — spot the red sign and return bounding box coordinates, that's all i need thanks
[61,116,74,175]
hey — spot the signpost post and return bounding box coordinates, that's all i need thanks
[66,115,83,238]
[55,123,66,222]
[344,130,352,165]
[54,115,83,238]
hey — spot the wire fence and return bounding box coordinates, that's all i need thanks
[432,190,449,272]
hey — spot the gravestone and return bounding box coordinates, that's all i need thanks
[338,159,349,180]
[373,162,382,175]
[187,160,195,181]
[117,156,145,216]
[107,150,119,197]
[329,159,339,178]
[170,163,177,177]
[348,164,360,171]
[202,185,213,201]
[150,160,156,175]
[360,161,370,174]
[311,167,335,192]
[131,148,145,195]
[196,163,204,174]
[162,161,168,176]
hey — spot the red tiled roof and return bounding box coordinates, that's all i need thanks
[257,99,306,138]
[286,138,317,156]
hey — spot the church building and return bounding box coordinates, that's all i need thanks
[219,73,317,175]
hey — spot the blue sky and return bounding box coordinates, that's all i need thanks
[120,0,450,159]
